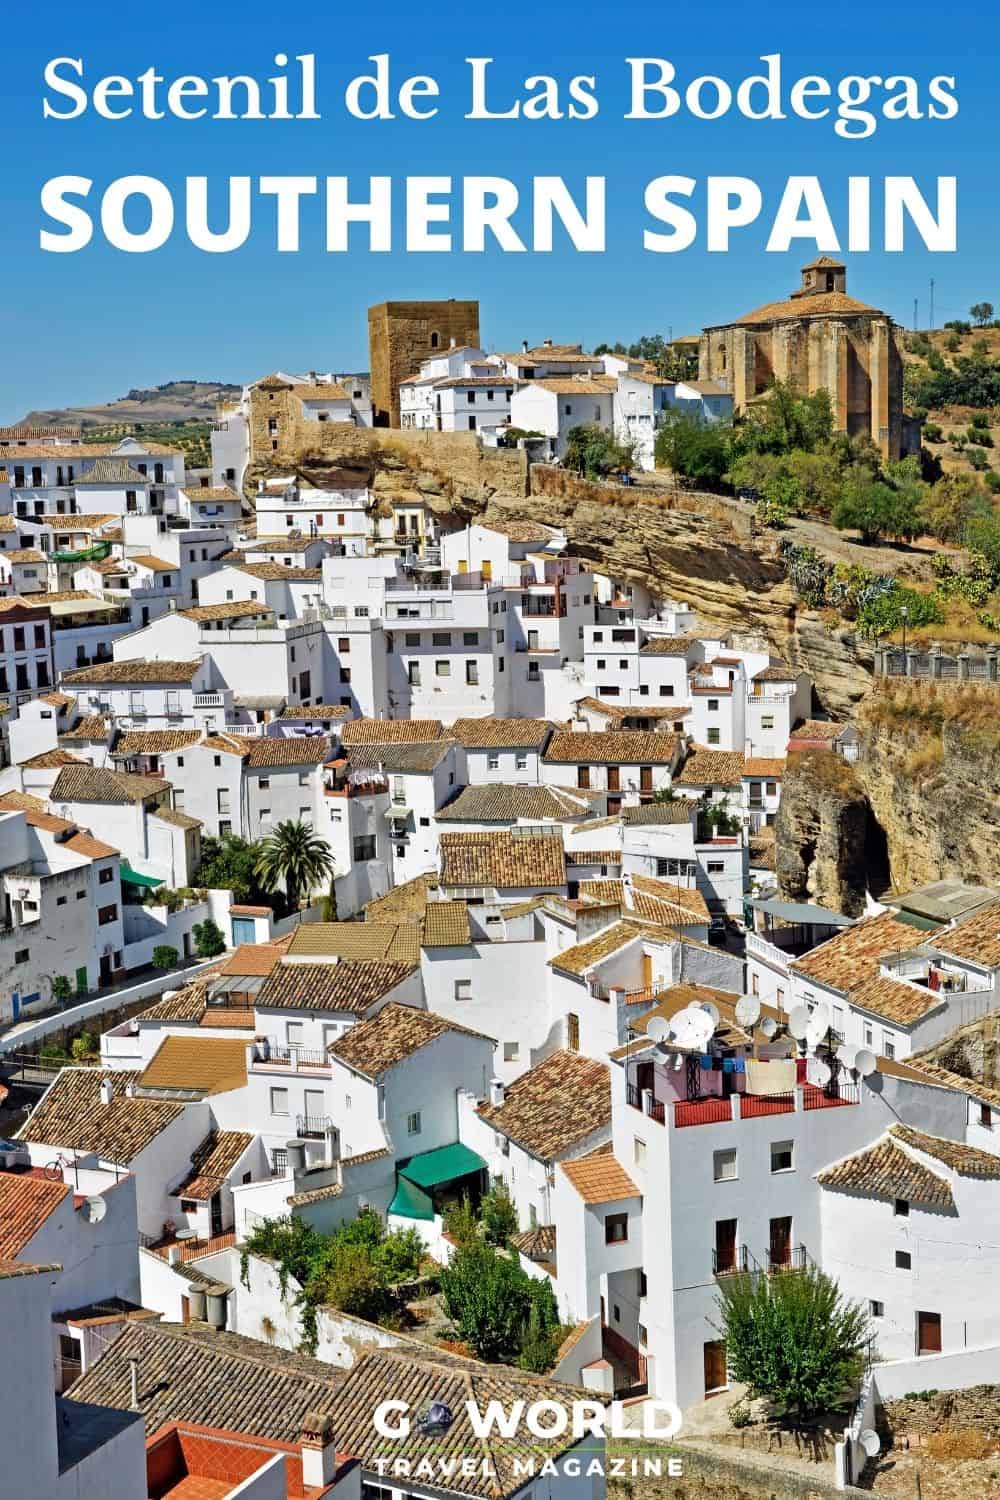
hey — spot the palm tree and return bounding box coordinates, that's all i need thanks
[254,821,335,911]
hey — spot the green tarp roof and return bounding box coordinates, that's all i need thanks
[747,897,852,927]
[120,863,164,889]
[397,1141,487,1189]
[388,1175,434,1221]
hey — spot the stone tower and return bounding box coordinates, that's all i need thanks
[698,261,906,459]
[368,299,480,427]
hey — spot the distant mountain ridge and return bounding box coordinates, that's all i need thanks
[16,379,242,430]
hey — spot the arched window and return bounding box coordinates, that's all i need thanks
[430,331,440,349]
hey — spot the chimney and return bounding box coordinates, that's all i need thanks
[489,1078,505,1108]
[300,1411,338,1488]
[543,337,553,348]
[286,1139,307,1178]
[324,1123,342,1180]
[521,339,529,354]
[167,1245,181,1268]
[128,1358,140,1411]
[449,337,456,349]
[99,1078,113,1107]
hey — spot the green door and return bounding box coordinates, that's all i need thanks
[75,966,88,994]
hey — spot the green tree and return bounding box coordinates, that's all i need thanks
[443,1195,481,1250]
[441,1242,559,1364]
[321,873,339,923]
[832,476,922,544]
[152,945,179,970]
[736,382,834,456]
[562,424,635,479]
[919,473,989,543]
[51,975,72,1003]
[71,1031,97,1061]
[254,821,335,911]
[655,413,731,485]
[970,302,995,327]
[195,834,270,905]
[192,918,226,958]
[714,1267,869,1421]
[480,1181,519,1248]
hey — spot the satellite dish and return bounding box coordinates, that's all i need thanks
[810,1000,831,1033]
[760,1016,778,1039]
[838,1041,859,1071]
[650,1044,672,1066]
[669,1008,712,1050]
[700,1001,721,1027]
[687,1006,716,1046]
[812,1060,832,1088]
[806,1018,829,1052]
[860,1429,881,1458]
[855,1048,877,1078]
[735,996,761,1028]
[80,1196,107,1225]
[646,1017,671,1043]
[788,1006,811,1040]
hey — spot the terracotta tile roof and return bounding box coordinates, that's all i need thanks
[113,730,202,755]
[180,601,274,622]
[674,748,746,787]
[743,758,786,779]
[349,740,453,775]
[219,943,286,978]
[291,382,349,400]
[899,1058,1000,1114]
[528,377,615,395]
[64,830,119,860]
[576,697,691,724]
[18,747,82,769]
[149,806,203,830]
[280,704,353,720]
[794,719,847,741]
[329,1001,492,1077]
[61,715,110,740]
[43,513,118,532]
[127,554,176,574]
[620,802,694,826]
[628,873,709,925]
[365,873,439,924]
[450,717,553,749]
[439,830,566,889]
[752,662,797,681]
[510,1224,557,1257]
[340,717,444,745]
[171,1131,254,1200]
[729,290,879,325]
[890,1123,1000,1178]
[68,1321,344,1443]
[544,731,680,766]
[139,980,212,1023]
[139,1036,248,1095]
[245,736,330,768]
[549,920,646,976]
[201,733,249,757]
[287,922,421,964]
[230,562,323,581]
[477,1050,611,1161]
[791,911,928,994]
[436,784,593,824]
[565,850,622,866]
[0,1171,70,1258]
[638,634,701,657]
[18,1068,184,1161]
[846,975,939,1027]
[0,514,15,531]
[423,901,471,947]
[8,547,46,563]
[817,1136,955,1209]
[183,484,241,502]
[560,1147,639,1204]
[74,458,154,484]
[38,691,74,709]
[256,960,415,1014]
[51,765,168,804]
[61,659,203,684]
[930,900,1000,970]
[0,790,47,813]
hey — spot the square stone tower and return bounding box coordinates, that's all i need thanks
[368,300,480,427]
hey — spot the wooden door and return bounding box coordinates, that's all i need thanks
[210,1192,223,1238]
[577,766,590,789]
[567,1013,580,1052]
[641,953,654,990]
[714,1218,737,1274]
[481,559,492,581]
[917,1311,942,1354]
[635,1061,655,1096]
[607,766,620,792]
[769,1216,792,1269]
[607,796,622,816]
[639,766,653,793]
[703,1339,727,1395]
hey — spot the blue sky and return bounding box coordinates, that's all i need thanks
[3,0,997,420]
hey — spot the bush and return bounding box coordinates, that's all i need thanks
[51,975,72,1003]
[968,447,991,471]
[441,1242,560,1365]
[71,1031,97,1061]
[655,412,731,485]
[986,472,1000,494]
[970,411,991,431]
[192,917,226,959]
[443,1196,481,1251]
[922,423,943,443]
[480,1182,519,1248]
[562,424,635,479]
[152,945,179,971]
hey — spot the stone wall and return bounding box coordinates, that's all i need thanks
[616,1442,867,1500]
[367,300,480,426]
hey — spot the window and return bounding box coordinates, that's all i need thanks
[407,1111,422,1136]
[895,1198,910,1217]
[405,632,420,647]
[338,637,350,653]
[896,1250,912,1270]
[515,753,528,771]
[435,659,450,677]
[98,905,118,925]
[487,752,500,771]
[770,1140,794,1173]
[466,661,478,685]
[463,631,478,646]
[605,1212,628,1245]
[982,1103,993,1129]
[270,1087,289,1116]
[180,1198,198,1214]
[287,1022,304,1046]
[863,1023,874,1047]
[527,661,540,681]
[707,860,725,874]
[761,715,775,730]
[353,835,376,862]
[76,889,87,901]
[258,777,270,790]
[14,948,29,965]
[707,727,721,745]
[454,979,472,1002]
[707,698,719,712]
[883,1034,896,1060]
[714,1148,737,1182]
[408,662,421,686]
[503,1041,519,1062]
[432,631,451,646]
[98,867,113,885]
[633,1137,646,1167]
[870,1300,885,1318]
[56,895,67,907]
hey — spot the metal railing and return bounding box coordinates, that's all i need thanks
[296,1113,333,1138]
[713,1245,752,1276]
[768,1243,810,1273]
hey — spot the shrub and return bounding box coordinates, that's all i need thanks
[71,1031,97,1061]
[192,917,226,959]
[480,1182,519,1248]
[443,1196,481,1251]
[728,1397,752,1429]
[563,424,636,479]
[970,411,991,431]
[968,447,991,471]
[51,975,72,1003]
[986,472,1000,494]
[441,1242,560,1365]
[152,945,179,970]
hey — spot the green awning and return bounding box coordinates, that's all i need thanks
[388,1175,435,1221]
[120,863,165,889]
[398,1141,487,1190]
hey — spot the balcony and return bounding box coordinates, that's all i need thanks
[713,1245,753,1277]
[194,692,224,708]
[768,1244,811,1273]
[296,1113,333,1138]
[249,1041,330,1073]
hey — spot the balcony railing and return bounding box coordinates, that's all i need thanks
[296,1113,333,1138]
[768,1244,810,1273]
[251,1041,330,1071]
[713,1245,752,1276]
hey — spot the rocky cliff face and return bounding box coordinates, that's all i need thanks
[773,753,872,915]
